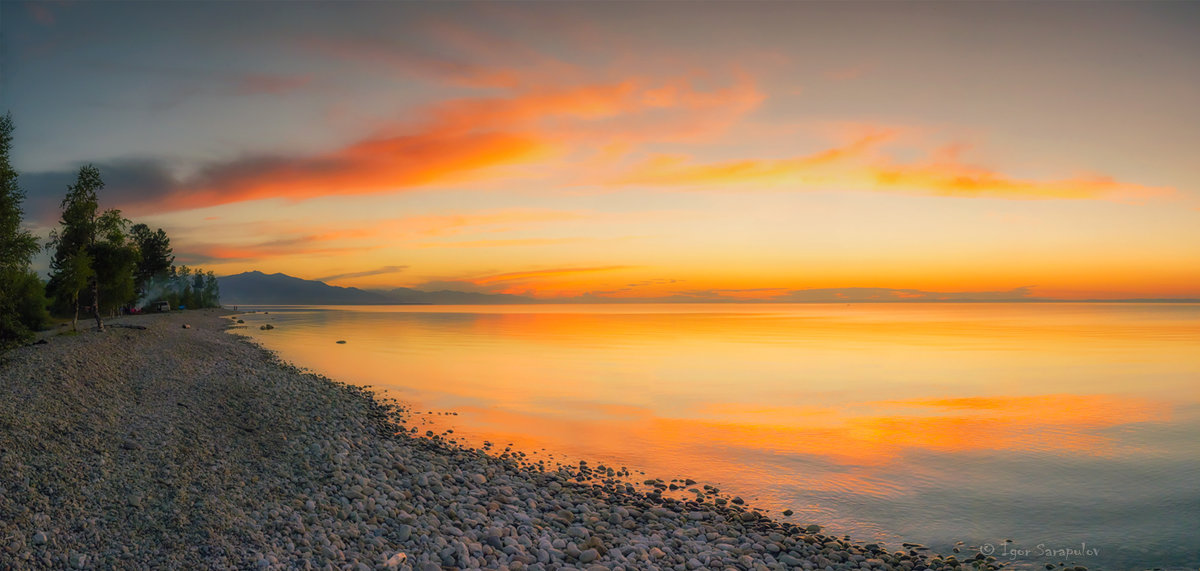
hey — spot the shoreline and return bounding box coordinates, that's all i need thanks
[1,310,991,570]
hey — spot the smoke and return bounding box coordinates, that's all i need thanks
[136,279,173,309]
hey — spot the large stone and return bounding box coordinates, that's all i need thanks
[384,552,407,569]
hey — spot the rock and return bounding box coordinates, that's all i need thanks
[472,473,487,485]
[805,524,822,534]
[260,324,275,330]
[181,324,191,329]
[396,524,413,542]
[779,554,804,566]
[121,439,141,450]
[782,509,794,516]
[32,531,47,546]
[579,548,598,563]
[336,340,347,344]
[385,552,408,569]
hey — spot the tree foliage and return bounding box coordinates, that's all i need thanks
[0,112,49,348]
[47,165,140,331]
[0,113,37,269]
[93,211,138,317]
[140,264,221,310]
[131,223,173,292]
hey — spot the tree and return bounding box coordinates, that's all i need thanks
[45,246,93,329]
[176,265,192,308]
[130,223,173,295]
[203,270,220,308]
[0,113,36,269]
[93,210,138,316]
[47,165,131,331]
[192,270,205,306]
[1,112,48,347]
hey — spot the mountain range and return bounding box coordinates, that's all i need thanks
[217,271,1199,305]
[218,271,537,305]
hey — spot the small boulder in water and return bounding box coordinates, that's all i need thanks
[260,324,275,330]
[336,340,347,344]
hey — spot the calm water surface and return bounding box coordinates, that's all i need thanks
[232,304,1200,570]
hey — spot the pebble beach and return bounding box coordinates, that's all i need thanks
[0,310,998,571]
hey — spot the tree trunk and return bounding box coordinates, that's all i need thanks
[71,293,79,332]
[92,279,104,332]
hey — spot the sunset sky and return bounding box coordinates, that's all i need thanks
[4,1,1199,300]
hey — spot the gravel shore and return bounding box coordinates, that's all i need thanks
[0,310,994,571]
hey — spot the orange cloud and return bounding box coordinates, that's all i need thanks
[166,131,554,211]
[412,237,588,249]
[470,266,631,286]
[611,131,892,187]
[609,132,1173,201]
[172,208,587,266]
[872,161,1173,200]
[136,72,760,214]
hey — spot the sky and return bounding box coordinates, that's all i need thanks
[3,1,1199,301]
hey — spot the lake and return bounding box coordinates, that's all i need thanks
[231,303,1200,570]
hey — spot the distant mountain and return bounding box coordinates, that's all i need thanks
[219,271,394,305]
[218,271,539,305]
[218,272,1200,305]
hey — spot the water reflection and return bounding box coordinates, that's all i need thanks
[234,304,1200,569]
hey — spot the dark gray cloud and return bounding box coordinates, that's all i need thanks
[21,159,181,224]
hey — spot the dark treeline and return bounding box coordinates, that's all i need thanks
[0,112,219,347]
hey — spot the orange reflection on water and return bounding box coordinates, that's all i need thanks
[430,392,1172,472]
[240,303,1197,518]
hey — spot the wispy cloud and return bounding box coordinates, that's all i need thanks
[26,2,56,25]
[235,73,313,96]
[306,37,527,89]
[608,130,1174,201]
[412,237,587,249]
[317,265,409,282]
[470,266,631,286]
[179,236,381,263]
